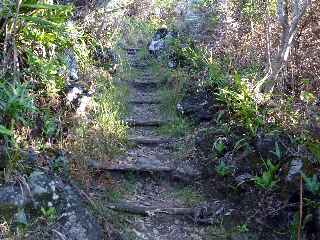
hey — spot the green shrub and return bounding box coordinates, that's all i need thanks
[217,72,263,136]
[170,38,206,70]
[0,125,12,137]
[0,82,36,125]
[206,61,226,88]
[195,0,217,8]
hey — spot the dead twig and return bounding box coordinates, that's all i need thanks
[297,174,303,240]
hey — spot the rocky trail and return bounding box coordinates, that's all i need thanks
[92,48,223,240]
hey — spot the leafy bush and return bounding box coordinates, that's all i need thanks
[170,38,206,70]
[195,0,217,8]
[169,38,227,88]
[0,82,36,125]
[217,72,263,136]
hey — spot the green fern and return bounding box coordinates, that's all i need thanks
[302,173,320,195]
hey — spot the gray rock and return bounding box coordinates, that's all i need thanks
[52,184,103,240]
[177,90,215,122]
[0,185,31,218]
[0,169,103,239]
[254,133,289,162]
[29,170,53,198]
[65,49,79,81]
[136,158,162,168]
[149,39,165,53]
[52,209,102,240]
[235,173,253,184]
[148,28,177,57]
[287,159,303,181]
[76,95,92,116]
[175,164,202,179]
[66,86,83,104]
[0,170,56,219]
[14,208,28,225]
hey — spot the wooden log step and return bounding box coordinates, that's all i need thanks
[125,119,168,127]
[130,80,160,87]
[131,64,149,69]
[104,202,219,225]
[105,202,195,216]
[127,136,170,145]
[87,160,173,173]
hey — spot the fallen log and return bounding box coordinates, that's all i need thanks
[105,202,218,225]
[106,202,195,216]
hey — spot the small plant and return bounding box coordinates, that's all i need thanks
[233,138,249,153]
[43,115,58,138]
[254,160,279,189]
[0,125,12,136]
[302,173,320,195]
[174,187,204,207]
[206,60,226,88]
[213,138,226,154]
[40,206,57,222]
[270,142,282,160]
[158,117,192,137]
[306,141,320,162]
[236,224,249,233]
[289,213,300,240]
[215,160,233,177]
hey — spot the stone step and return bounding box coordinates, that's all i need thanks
[125,119,168,127]
[88,159,201,182]
[128,136,170,145]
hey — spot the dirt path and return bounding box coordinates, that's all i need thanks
[93,49,222,240]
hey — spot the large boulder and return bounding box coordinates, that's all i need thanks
[0,185,32,220]
[0,170,103,240]
[50,184,103,240]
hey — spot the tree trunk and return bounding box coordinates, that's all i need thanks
[256,0,312,95]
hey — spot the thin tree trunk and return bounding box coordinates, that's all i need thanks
[255,0,311,95]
